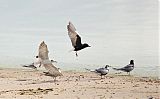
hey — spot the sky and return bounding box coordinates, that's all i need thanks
[0,0,158,70]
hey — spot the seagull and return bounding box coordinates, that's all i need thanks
[85,65,110,79]
[112,60,134,75]
[38,41,62,81]
[67,21,91,56]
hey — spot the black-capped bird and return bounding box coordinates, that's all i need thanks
[113,60,134,75]
[38,41,62,81]
[85,65,110,79]
[67,21,91,56]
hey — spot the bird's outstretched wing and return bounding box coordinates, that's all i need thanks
[67,21,80,47]
[38,41,49,60]
[38,41,62,76]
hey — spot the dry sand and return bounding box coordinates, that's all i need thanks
[0,68,159,99]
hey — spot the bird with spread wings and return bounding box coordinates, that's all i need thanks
[38,41,62,80]
[67,21,91,56]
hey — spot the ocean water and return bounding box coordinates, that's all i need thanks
[0,0,159,78]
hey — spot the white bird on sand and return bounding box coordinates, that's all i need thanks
[85,65,110,79]
[38,41,62,81]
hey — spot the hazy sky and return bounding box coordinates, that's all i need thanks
[0,0,158,68]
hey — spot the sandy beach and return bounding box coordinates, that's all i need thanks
[0,68,159,99]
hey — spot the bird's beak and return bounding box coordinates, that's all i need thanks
[88,45,91,47]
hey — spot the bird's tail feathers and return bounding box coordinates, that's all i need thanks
[112,67,121,71]
[22,65,29,67]
[85,68,95,72]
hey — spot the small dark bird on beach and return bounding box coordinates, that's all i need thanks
[38,41,62,81]
[22,63,37,70]
[67,21,91,56]
[85,65,110,79]
[22,57,55,70]
[113,60,134,75]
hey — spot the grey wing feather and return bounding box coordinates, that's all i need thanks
[67,22,78,47]
[122,64,132,69]
[38,41,49,60]
[113,64,133,71]
[96,68,106,73]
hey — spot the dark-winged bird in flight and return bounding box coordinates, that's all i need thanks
[67,21,91,56]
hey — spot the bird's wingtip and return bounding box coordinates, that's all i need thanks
[68,21,71,25]
[40,41,47,46]
[42,41,45,43]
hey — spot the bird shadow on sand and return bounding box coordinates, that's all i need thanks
[16,79,32,81]
[0,88,53,96]
[114,74,134,77]
[27,80,58,85]
[87,76,113,81]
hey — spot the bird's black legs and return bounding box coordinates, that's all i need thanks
[76,51,78,57]
[39,62,42,67]
[101,75,103,79]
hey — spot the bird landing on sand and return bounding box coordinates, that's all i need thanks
[67,21,91,57]
[38,41,62,81]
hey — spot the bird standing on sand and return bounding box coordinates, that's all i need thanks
[22,55,57,70]
[67,21,91,56]
[113,60,134,75]
[38,41,62,81]
[22,56,41,70]
[85,65,110,79]
[22,63,37,70]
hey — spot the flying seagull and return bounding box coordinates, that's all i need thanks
[38,41,62,81]
[113,60,134,75]
[85,65,110,79]
[67,21,91,56]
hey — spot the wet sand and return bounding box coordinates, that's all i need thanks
[0,68,159,99]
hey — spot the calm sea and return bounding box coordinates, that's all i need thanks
[0,0,159,78]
